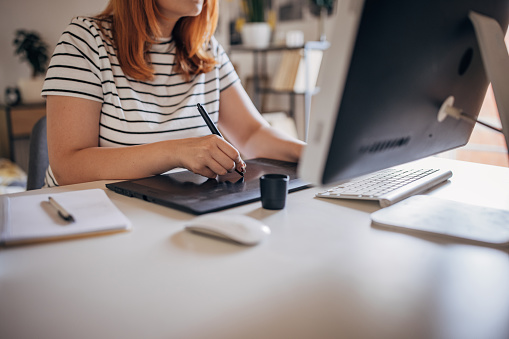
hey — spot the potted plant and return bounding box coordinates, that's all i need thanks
[240,0,271,48]
[310,0,336,41]
[13,29,49,104]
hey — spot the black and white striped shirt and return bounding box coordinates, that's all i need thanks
[42,16,240,186]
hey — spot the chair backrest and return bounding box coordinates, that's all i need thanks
[27,116,48,190]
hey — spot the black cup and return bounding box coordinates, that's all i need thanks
[260,174,289,210]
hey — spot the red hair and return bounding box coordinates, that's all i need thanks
[98,0,218,81]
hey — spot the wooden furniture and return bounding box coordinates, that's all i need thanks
[230,41,330,140]
[1,157,509,339]
[0,103,46,161]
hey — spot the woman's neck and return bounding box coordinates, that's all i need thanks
[157,16,178,38]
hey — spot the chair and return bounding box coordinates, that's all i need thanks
[27,116,48,190]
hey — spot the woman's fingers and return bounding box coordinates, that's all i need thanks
[211,137,246,175]
[178,135,246,177]
[236,161,247,174]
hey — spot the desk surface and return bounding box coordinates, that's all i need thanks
[1,157,508,339]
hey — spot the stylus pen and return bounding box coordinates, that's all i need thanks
[196,103,244,176]
[48,196,75,223]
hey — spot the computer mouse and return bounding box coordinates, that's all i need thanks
[185,214,271,245]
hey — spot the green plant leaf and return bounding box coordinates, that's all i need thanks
[13,29,49,78]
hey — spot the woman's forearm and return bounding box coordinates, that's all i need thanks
[50,135,246,186]
[50,140,180,185]
[241,125,305,163]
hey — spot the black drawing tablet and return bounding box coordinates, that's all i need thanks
[106,158,310,215]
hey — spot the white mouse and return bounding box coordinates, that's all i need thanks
[185,214,271,245]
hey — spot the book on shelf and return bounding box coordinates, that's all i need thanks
[293,49,323,93]
[271,49,324,93]
[271,50,301,92]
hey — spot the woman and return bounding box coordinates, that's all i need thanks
[42,0,304,187]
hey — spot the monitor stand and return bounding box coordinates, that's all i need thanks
[438,11,509,154]
[370,12,509,247]
[469,11,509,154]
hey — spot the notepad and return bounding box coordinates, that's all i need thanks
[0,189,132,246]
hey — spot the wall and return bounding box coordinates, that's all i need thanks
[1,0,327,102]
[0,0,108,104]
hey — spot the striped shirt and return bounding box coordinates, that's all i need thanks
[42,16,240,187]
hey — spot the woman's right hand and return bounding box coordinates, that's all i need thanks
[173,135,246,178]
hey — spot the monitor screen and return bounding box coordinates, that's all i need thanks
[298,0,509,185]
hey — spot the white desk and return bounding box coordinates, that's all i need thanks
[1,157,508,339]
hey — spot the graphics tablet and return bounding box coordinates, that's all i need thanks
[106,158,310,215]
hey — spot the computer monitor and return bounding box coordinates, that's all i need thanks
[298,0,509,186]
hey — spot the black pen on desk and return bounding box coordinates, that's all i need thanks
[48,196,75,223]
[196,103,245,176]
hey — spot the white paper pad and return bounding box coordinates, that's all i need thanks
[1,189,131,245]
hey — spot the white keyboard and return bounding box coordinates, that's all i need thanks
[316,168,452,207]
